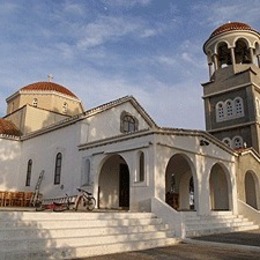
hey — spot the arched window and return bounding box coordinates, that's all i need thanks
[216,97,245,122]
[232,136,243,149]
[123,115,135,132]
[216,102,224,122]
[234,97,244,117]
[139,152,145,182]
[225,99,233,118]
[222,137,232,147]
[120,111,139,133]
[54,153,62,185]
[32,98,38,107]
[25,159,32,186]
[81,158,91,186]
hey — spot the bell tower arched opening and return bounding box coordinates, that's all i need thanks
[234,39,251,64]
[217,42,232,68]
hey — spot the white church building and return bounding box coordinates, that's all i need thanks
[0,22,259,237]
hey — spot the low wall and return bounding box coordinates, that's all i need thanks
[238,199,260,225]
[151,197,185,238]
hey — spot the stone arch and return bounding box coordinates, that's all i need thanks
[165,153,197,211]
[98,154,130,210]
[234,38,251,64]
[216,41,232,68]
[209,163,231,210]
[245,171,260,209]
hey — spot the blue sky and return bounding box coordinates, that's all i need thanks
[0,0,259,129]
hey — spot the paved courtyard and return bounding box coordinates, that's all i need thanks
[82,229,260,260]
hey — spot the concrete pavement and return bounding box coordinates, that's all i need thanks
[82,229,260,260]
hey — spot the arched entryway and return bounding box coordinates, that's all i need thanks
[165,153,196,211]
[245,171,259,209]
[209,163,231,210]
[98,154,130,210]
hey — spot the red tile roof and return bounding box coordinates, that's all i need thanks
[210,22,256,38]
[21,82,78,98]
[0,119,21,136]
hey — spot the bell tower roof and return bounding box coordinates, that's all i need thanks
[209,22,255,39]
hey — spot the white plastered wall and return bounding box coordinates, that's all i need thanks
[0,138,21,191]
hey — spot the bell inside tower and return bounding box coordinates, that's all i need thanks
[217,42,232,68]
[235,40,251,64]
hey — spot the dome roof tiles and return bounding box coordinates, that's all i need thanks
[210,22,257,38]
[21,81,78,98]
[0,119,21,136]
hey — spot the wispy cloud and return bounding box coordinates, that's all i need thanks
[0,0,258,130]
[76,15,161,49]
[102,0,152,8]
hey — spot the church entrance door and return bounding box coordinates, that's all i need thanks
[98,155,130,210]
[119,163,130,208]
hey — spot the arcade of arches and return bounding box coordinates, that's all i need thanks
[96,151,260,212]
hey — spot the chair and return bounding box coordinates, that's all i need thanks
[4,192,14,207]
[0,191,5,207]
[13,192,24,207]
[24,192,33,207]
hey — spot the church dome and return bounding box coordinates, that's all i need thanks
[209,22,257,38]
[21,81,78,98]
[0,119,21,136]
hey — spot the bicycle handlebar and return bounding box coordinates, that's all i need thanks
[77,188,92,196]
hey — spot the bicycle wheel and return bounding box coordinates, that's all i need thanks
[86,197,96,211]
[35,201,44,211]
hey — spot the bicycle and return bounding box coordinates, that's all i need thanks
[74,187,96,211]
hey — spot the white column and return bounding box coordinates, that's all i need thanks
[195,155,211,215]
[213,54,218,71]
[249,47,254,64]
[230,47,236,73]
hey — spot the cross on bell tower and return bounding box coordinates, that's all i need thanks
[48,74,54,82]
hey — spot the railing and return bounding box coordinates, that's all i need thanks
[0,191,34,207]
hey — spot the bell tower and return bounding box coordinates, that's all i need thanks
[202,22,260,152]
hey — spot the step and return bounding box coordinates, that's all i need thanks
[0,211,157,221]
[184,214,242,222]
[0,217,163,230]
[185,217,251,227]
[186,220,256,231]
[1,237,180,260]
[0,223,169,240]
[0,230,172,251]
[183,212,259,237]
[186,224,259,237]
[0,211,179,259]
